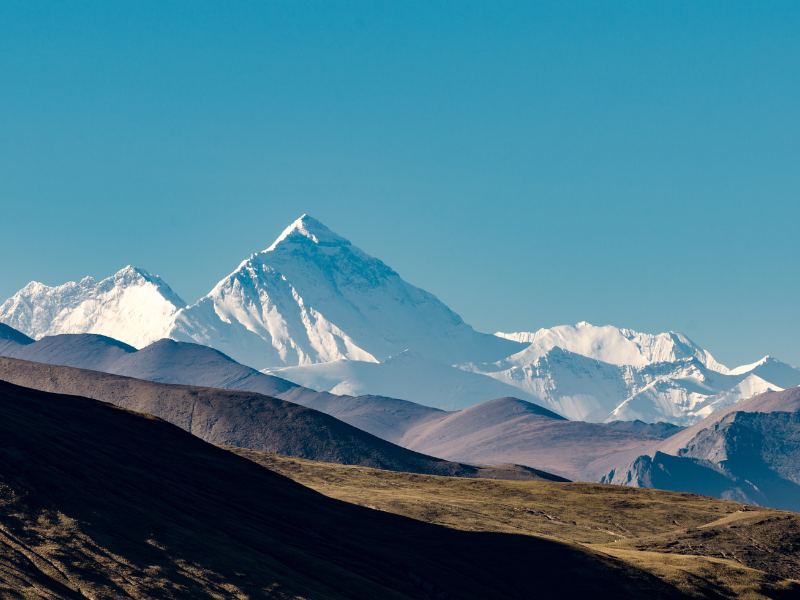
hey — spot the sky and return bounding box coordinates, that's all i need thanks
[1,1,798,366]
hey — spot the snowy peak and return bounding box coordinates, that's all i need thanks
[729,354,775,375]
[110,265,186,306]
[170,214,522,370]
[267,213,351,250]
[5,214,794,429]
[495,322,727,371]
[1,214,520,373]
[467,323,797,425]
[728,355,800,389]
[0,266,186,348]
[259,215,400,293]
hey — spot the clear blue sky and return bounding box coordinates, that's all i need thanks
[1,1,798,366]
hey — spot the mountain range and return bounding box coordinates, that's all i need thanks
[463,325,797,424]
[2,323,800,511]
[2,214,798,425]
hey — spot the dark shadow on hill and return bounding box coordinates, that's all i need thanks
[0,379,684,599]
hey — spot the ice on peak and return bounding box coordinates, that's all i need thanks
[110,266,186,307]
[266,214,350,251]
[116,264,147,277]
[0,266,186,348]
[114,265,155,284]
[20,280,49,292]
[728,355,771,375]
[493,322,726,371]
[17,267,159,296]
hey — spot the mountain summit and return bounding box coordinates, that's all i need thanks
[495,322,726,371]
[267,213,351,250]
[0,266,185,348]
[171,214,521,368]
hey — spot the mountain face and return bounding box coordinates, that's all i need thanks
[495,322,727,370]
[729,355,800,389]
[465,324,799,424]
[0,323,33,350]
[462,347,774,424]
[170,214,521,369]
[604,387,800,511]
[0,326,298,397]
[0,266,185,348]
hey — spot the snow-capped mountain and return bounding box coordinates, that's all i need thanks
[727,355,800,389]
[170,214,521,369]
[0,266,185,348]
[273,318,799,423]
[466,346,645,422]
[465,323,799,424]
[0,216,520,368]
[2,215,798,426]
[603,369,782,424]
[495,322,728,371]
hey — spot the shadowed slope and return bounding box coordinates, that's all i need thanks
[0,379,679,599]
[0,330,452,442]
[605,388,800,510]
[658,387,800,456]
[0,323,33,348]
[0,357,560,480]
[121,340,445,441]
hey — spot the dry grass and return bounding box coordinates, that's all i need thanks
[4,380,691,599]
[235,450,800,599]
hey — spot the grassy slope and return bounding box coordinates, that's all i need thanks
[0,379,682,600]
[236,451,800,599]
